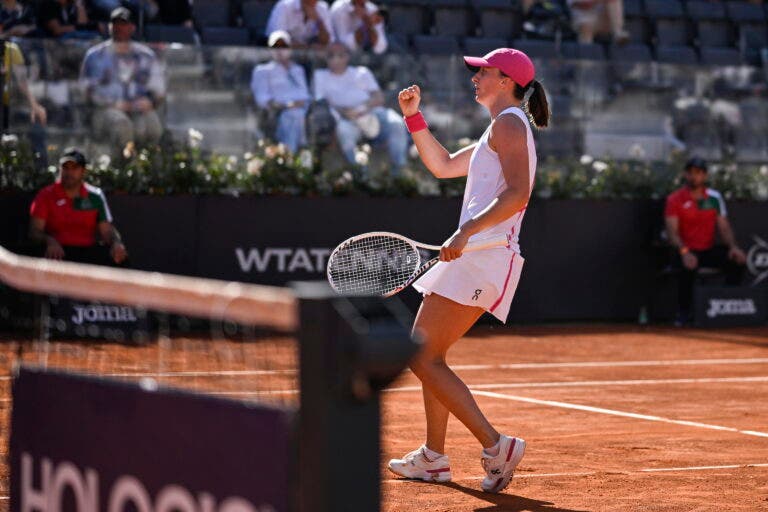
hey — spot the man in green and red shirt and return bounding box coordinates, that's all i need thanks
[29,148,128,265]
[664,157,746,323]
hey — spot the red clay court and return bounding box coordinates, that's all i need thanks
[1,324,767,511]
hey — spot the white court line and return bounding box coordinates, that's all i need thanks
[383,463,768,483]
[3,357,768,381]
[387,375,768,393]
[173,375,768,398]
[470,390,768,438]
[451,357,768,371]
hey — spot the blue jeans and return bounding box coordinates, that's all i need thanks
[336,107,408,174]
[276,106,308,154]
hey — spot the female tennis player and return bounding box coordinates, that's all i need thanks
[387,48,550,493]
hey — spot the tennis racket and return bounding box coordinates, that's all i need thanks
[326,231,510,297]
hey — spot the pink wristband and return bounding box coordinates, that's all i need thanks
[404,111,428,134]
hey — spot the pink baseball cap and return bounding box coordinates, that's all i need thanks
[463,48,535,87]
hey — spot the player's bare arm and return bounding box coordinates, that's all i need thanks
[398,84,475,178]
[441,115,530,261]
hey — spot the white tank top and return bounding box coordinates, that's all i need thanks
[459,106,536,255]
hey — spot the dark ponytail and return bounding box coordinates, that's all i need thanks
[514,79,550,129]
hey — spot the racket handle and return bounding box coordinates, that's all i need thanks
[464,233,510,252]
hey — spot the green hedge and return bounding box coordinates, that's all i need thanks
[2,134,767,200]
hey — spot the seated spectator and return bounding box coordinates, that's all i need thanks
[566,0,628,44]
[3,39,48,168]
[251,30,311,153]
[37,0,101,39]
[0,0,38,38]
[80,7,165,153]
[312,42,407,174]
[265,0,333,49]
[664,157,746,325]
[29,147,128,266]
[330,0,387,55]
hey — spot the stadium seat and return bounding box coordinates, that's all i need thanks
[241,0,275,45]
[463,36,509,56]
[192,0,231,28]
[201,27,250,46]
[654,19,689,46]
[433,0,475,37]
[609,43,652,62]
[561,42,606,60]
[695,20,733,48]
[624,17,651,44]
[738,23,768,50]
[144,25,199,44]
[623,0,645,18]
[699,47,741,66]
[726,2,766,24]
[471,0,522,39]
[511,38,558,59]
[685,1,727,22]
[412,34,460,55]
[655,45,698,65]
[381,0,429,36]
[644,0,683,20]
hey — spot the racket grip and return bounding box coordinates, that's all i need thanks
[464,233,510,252]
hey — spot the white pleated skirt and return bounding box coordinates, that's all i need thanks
[412,248,524,323]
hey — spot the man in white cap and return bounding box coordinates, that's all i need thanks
[251,30,311,153]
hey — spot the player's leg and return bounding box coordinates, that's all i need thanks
[410,293,525,493]
[411,293,496,447]
[388,293,482,483]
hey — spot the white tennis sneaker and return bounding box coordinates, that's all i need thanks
[480,435,526,493]
[387,446,452,483]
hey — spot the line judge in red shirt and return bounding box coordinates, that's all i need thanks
[664,157,746,324]
[29,148,128,266]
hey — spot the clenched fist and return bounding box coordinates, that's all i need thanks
[398,85,421,117]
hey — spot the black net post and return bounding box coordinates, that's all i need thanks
[292,282,419,512]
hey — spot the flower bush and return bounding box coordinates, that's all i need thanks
[2,132,767,200]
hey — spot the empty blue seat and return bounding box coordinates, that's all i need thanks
[463,36,509,56]
[412,34,460,55]
[144,24,199,44]
[472,0,522,39]
[726,2,766,24]
[699,47,741,66]
[383,1,429,36]
[511,39,558,59]
[192,0,231,28]
[623,0,645,18]
[202,27,250,46]
[685,1,726,21]
[609,43,652,62]
[433,0,475,37]
[644,0,683,19]
[696,20,733,48]
[561,42,605,60]
[655,18,689,46]
[656,45,698,65]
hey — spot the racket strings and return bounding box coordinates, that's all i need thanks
[327,235,421,295]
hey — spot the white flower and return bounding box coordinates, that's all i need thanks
[188,128,203,148]
[247,157,263,176]
[299,149,313,169]
[628,144,646,159]
[760,165,768,176]
[593,161,609,173]
[579,154,593,165]
[756,183,768,200]
[361,143,372,154]
[408,144,419,159]
[354,150,369,166]
[1,134,19,145]
[458,137,473,148]
[244,152,253,160]
[97,154,111,169]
